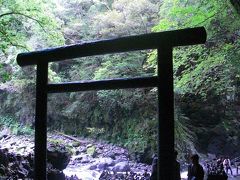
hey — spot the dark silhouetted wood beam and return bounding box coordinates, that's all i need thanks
[17,27,206,67]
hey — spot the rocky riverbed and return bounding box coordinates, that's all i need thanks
[1,129,239,179]
[0,128,152,179]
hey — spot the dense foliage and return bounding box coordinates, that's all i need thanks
[146,0,240,155]
[0,0,239,161]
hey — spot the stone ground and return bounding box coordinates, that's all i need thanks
[226,168,240,180]
[0,130,151,179]
[180,168,240,180]
[1,129,239,179]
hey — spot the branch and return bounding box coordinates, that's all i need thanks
[0,11,47,33]
[193,13,217,27]
[139,14,148,34]
[184,2,230,28]
[101,2,111,11]
[184,0,190,7]
[0,29,29,51]
[9,43,29,50]
[187,4,229,28]
[54,131,88,144]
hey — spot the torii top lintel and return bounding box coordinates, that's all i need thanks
[17,27,206,67]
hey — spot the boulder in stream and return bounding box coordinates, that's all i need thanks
[47,143,71,170]
[112,161,130,172]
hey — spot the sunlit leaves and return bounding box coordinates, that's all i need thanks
[147,0,240,98]
[0,0,64,51]
[93,0,158,38]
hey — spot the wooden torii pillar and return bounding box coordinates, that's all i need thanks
[17,27,206,180]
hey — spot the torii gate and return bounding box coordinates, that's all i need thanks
[17,27,206,180]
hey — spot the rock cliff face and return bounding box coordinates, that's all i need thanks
[180,93,240,158]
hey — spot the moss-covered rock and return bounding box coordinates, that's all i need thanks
[86,145,96,157]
